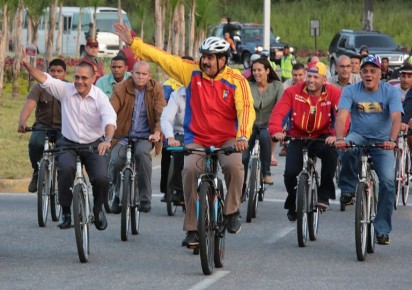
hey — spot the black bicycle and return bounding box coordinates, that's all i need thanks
[168,146,234,275]
[165,149,186,216]
[26,127,61,227]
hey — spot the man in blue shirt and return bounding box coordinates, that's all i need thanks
[96,55,130,98]
[335,55,403,245]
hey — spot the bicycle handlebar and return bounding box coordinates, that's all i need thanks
[272,135,328,143]
[113,135,149,140]
[24,127,61,132]
[167,145,237,155]
[44,144,99,154]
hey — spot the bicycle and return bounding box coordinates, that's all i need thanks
[44,144,98,263]
[244,139,264,223]
[168,146,234,275]
[394,132,411,209]
[26,127,61,227]
[165,148,186,216]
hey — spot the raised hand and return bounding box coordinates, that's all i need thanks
[113,23,134,46]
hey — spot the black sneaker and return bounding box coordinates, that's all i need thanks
[160,194,167,203]
[139,200,151,213]
[287,208,297,222]
[376,233,390,245]
[28,175,38,193]
[182,231,199,248]
[340,192,355,205]
[111,196,121,214]
[226,211,241,234]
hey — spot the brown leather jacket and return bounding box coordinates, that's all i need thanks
[110,77,165,154]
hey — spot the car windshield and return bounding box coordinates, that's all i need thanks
[96,14,131,32]
[242,28,276,42]
[355,35,397,49]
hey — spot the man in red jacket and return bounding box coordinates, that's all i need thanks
[269,62,341,221]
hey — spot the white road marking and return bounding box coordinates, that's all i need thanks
[188,270,230,290]
[264,226,295,244]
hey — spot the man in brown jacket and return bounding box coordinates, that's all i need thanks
[109,61,165,213]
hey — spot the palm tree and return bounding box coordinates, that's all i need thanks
[0,0,11,97]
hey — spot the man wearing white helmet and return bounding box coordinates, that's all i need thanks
[114,24,255,246]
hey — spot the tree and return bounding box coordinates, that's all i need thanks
[12,0,24,97]
[45,0,58,65]
[55,0,63,55]
[25,0,48,48]
[362,0,373,31]
[154,0,165,49]
[0,0,10,98]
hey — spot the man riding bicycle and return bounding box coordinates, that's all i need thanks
[335,56,403,245]
[269,62,342,221]
[114,24,255,246]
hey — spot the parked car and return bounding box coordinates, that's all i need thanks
[328,29,409,75]
[208,22,293,69]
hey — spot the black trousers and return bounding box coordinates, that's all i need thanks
[283,138,337,210]
[56,138,109,212]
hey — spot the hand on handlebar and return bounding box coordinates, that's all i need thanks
[234,140,248,152]
[98,141,111,156]
[148,132,161,143]
[272,132,285,142]
[325,136,336,145]
[18,122,27,133]
[167,137,180,147]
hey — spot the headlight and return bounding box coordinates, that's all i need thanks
[255,46,263,53]
[289,47,295,53]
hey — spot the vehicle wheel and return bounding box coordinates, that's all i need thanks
[37,159,50,227]
[198,181,214,275]
[355,182,368,261]
[308,172,319,241]
[246,159,258,223]
[330,59,337,76]
[121,169,132,241]
[367,173,378,254]
[214,179,225,268]
[131,205,140,235]
[166,156,177,216]
[73,183,89,263]
[402,150,410,205]
[104,182,115,213]
[50,162,61,222]
[394,156,400,209]
[242,52,251,69]
[296,173,309,247]
[334,156,341,187]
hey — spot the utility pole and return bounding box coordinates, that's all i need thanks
[263,0,270,50]
[362,0,374,31]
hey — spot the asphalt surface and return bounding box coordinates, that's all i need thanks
[1,152,412,290]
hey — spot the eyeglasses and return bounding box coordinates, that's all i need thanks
[88,45,98,49]
[74,75,92,81]
[339,65,352,69]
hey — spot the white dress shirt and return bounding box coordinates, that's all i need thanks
[40,73,117,144]
[160,86,186,139]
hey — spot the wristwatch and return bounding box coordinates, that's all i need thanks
[104,136,112,142]
[237,136,248,142]
[389,138,396,143]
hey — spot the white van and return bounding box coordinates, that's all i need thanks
[22,6,131,57]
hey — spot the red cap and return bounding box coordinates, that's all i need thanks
[86,39,99,47]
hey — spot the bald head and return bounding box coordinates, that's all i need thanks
[131,61,152,90]
[336,55,352,80]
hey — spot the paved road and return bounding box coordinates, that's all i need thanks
[1,153,412,290]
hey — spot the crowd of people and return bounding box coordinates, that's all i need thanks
[18,21,412,252]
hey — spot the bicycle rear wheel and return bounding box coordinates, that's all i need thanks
[355,182,368,261]
[198,181,215,275]
[37,159,50,227]
[73,183,89,263]
[296,173,309,247]
[402,150,410,205]
[50,161,61,222]
[214,179,225,268]
[308,172,319,241]
[166,156,177,216]
[246,159,259,223]
[367,173,378,254]
[121,169,132,241]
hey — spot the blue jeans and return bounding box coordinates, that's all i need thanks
[338,132,395,234]
[242,126,272,178]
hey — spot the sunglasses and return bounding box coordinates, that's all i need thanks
[88,45,98,48]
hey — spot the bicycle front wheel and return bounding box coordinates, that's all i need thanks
[367,173,378,254]
[246,158,259,223]
[355,182,368,261]
[402,151,410,205]
[37,159,50,227]
[73,183,89,263]
[121,169,133,241]
[308,171,319,241]
[394,154,401,209]
[296,173,309,247]
[166,156,177,216]
[214,179,225,268]
[50,161,61,222]
[104,182,115,213]
[198,181,215,275]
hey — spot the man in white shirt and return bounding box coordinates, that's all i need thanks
[22,59,117,231]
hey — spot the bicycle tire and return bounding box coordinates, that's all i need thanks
[402,150,410,205]
[131,206,140,235]
[334,157,341,186]
[246,159,258,223]
[37,160,50,227]
[73,183,89,263]
[50,162,61,222]
[308,171,319,241]
[166,156,177,216]
[214,179,225,268]
[355,182,368,261]
[198,181,215,275]
[104,182,115,213]
[296,173,309,247]
[121,169,132,241]
[367,172,378,254]
[394,155,400,209]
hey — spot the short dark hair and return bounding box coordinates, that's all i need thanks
[77,60,95,75]
[381,57,389,62]
[48,59,66,71]
[111,54,126,64]
[292,62,305,71]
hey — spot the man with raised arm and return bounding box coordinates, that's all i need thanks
[335,56,402,245]
[21,58,116,231]
[114,23,255,247]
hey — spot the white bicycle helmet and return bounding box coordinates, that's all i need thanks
[199,37,231,56]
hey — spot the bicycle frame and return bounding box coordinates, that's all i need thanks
[119,141,136,205]
[74,155,93,224]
